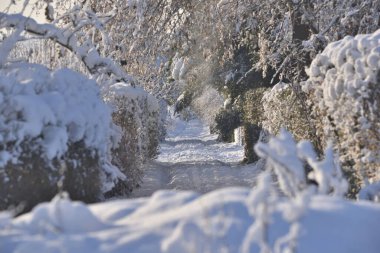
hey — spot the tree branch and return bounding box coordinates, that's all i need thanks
[0,12,134,84]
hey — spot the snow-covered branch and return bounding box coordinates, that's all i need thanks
[255,129,348,197]
[0,12,134,84]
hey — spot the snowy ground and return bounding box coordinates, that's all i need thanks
[1,117,380,253]
[1,189,380,253]
[131,118,262,197]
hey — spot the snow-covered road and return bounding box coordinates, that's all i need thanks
[131,118,262,197]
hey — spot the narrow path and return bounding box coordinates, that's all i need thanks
[131,118,262,198]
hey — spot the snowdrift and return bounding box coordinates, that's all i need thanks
[0,188,379,253]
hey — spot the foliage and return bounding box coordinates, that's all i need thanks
[104,83,160,196]
[302,30,380,196]
[239,87,268,125]
[214,108,242,142]
[0,64,115,212]
[243,129,347,253]
[0,4,163,210]
[262,83,317,144]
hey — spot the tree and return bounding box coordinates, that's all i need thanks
[0,1,162,211]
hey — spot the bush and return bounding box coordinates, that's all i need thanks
[214,108,242,142]
[262,83,316,143]
[302,30,380,196]
[240,87,268,125]
[105,83,161,196]
[238,87,268,163]
[0,140,102,212]
[0,64,120,212]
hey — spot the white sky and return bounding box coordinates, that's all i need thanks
[0,0,46,23]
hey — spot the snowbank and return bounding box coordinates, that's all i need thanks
[1,188,379,253]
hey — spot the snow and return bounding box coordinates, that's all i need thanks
[1,188,380,253]
[255,129,348,198]
[131,117,261,197]
[106,82,159,113]
[0,62,126,193]
[306,144,348,196]
[0,114,379,252]
[303,29,380,104]
[255,129,306,197]
[0,63,114,162]
[13,193,107,234]
[302,29,380,184]
[359,181,380,202]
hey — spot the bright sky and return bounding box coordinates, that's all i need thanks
[0,0,46,23]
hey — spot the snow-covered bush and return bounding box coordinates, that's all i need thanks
[104,83,160,196]
[302,29,380,196]
[242,129,348,253]
[0,63,123,211]
[214,108,242,142]
[359,181,380,202]
[255,129,348,198]
[262,82,316,144]
[240,88,267,125]
[1,9,163,200]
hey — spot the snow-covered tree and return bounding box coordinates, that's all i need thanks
[0,2,161,211]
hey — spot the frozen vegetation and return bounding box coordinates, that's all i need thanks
[303,30,380,189]
[1,0,380,252]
